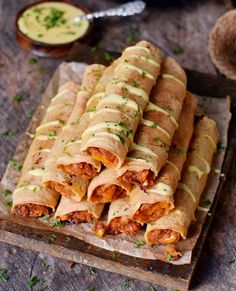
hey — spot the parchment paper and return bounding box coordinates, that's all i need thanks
[0,62,231,265]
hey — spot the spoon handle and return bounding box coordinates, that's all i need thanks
[74,1,146,23]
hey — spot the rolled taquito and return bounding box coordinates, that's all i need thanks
[103,92,196,233]
[81,41,163,169]
[12,81,80,217]
[55,197,104,223]
[56,62,118,181]
[42,64,106,201]
[87,168,131,204]
[130,92,197,224]
[106,196,142,236]
[117,57,187,188]
[145,116,219,245]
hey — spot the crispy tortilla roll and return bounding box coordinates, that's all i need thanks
[106,196,142,236]
[130,92,197,224]
[56,62,118,180]
[55,197,104,223]
[87,169,131,204]
[117,57,187,188]
[12,81,80,217]
[42,64,106,201]
[81,41,163,169]
[145,116,219,244]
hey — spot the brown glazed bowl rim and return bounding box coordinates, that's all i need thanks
[15,0,93,48]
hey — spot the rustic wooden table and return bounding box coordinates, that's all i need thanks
[0,0,235,290]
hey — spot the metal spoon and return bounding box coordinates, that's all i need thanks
[73,1,146,24]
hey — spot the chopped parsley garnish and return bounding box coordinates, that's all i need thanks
[173,144,187,155]
[43,8,66,30]
[51,220,64,228]
[65,236,71,242]
[28,275,40,287]
[118,122,125,127]
[39,214,51,221]
[87,108,96,113]
[132,111,138,118]
[151,122,157,129]
[154,137,169,153]
[11,159,22,171]
[6,201,13,208]
[41,263,50,270]
[90,267,96,275]
[0,129,17,137]
[115,134,125,145]
[217,142,225,154]
[141,71,147,77]
[165,251,172,261]
[204,198,212,207]
[125,129,133,137]
[0,268,8,281]
[13,95,23,103]
[122,277,131,288]
[1,189,12,197]
[112,251,117,261]
[48,130,57,137]
[134,240,145,248]
[151,287,156,291]
[127,27,140,43]
[103,52,114,62]
[59,119,65,125]
[172,47,184,55]
[228,258,235,264]
[90,43,102,52]
[28,58,37,65]
[49,234,57,244]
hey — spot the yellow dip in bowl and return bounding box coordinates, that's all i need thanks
[17,1,90,45]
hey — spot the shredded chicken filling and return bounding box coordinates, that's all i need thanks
[133,201,172,224]
[108,217,141,236]
[45,181,75,199]
[148,229,181,244]
[13,203,51,218]
[88,147,118,168]
[91,184,127,203]
[59,211,95,224]
[120,169,155,188]
[58,162,97,180]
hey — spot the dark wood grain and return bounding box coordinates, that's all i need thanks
[0,1,235,291]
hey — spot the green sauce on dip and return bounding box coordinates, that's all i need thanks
[18,2,89,45]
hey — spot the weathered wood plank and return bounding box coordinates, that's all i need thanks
[0,0,235,290]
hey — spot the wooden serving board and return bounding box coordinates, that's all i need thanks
[0,44,235,291]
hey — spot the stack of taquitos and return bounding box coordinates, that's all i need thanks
[12,81,80,217]
[145,116,219,244]
[117,57,187,189]
[42,64,106,201]
[104,92,197,235]
[87,57,187,204]
[131,92,197,224]
[56,61,119,182]
[81,41,163,169]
